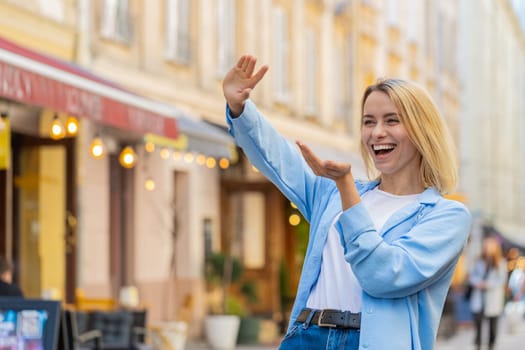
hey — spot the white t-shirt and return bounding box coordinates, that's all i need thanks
[306,186,419,312]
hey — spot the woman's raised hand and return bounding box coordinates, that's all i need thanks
[223,55,269,117]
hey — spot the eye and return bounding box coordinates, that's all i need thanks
[362,118,375,126]
[386,117,400,124]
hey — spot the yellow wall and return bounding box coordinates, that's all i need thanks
[39,146,66,298]
[0,1,76,59]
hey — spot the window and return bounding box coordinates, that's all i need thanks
[165,0,191,64]
[386,0,399,26]
[304,28,319,117]
[273,6,290,103]
[333,41,351,129]
[38,0,64,22]
[100,0,133,43]
[407,0,421,42]
[216,0,237,76]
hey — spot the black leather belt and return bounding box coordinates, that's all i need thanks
[297,308,361,329]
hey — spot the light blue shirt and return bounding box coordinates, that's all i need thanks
[226,100,472,350]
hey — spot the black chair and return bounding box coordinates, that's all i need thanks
[87,309,154,350]
[59,309,103,350]
[89,310,133,350]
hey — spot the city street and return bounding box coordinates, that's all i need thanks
[187,317,525,350]
[435,316,525,350]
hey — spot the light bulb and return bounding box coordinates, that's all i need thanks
[89,136,105,159]
[66,116,79,136]
[119,146,137,169]
[145,177,156,191]
[159,148,170,159]
[144,142,155,153]
[219,158,230,169]
[50,114,65,140]
[205,157,216,169]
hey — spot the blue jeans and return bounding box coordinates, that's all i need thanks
[279,321,360,350]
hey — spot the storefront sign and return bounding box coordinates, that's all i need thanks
[0,61,177,138]
[0,37,178,138]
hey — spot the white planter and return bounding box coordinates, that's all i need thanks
[204,315,241,349]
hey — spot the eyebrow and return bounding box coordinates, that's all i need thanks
[362,112,399,118]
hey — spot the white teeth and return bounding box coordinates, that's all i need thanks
[373,144,395,151]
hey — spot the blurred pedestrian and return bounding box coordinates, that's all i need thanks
[469,236,507,350]
[0,256,24,297]
[223,55,472,350]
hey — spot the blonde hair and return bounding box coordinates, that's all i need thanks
[360,78,457,194]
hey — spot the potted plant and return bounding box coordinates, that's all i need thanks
[204,252,257,349]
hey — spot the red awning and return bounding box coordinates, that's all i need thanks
[0,36,178,138]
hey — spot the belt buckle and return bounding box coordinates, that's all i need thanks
[317,310,337,328]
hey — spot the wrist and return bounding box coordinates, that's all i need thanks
[228,101,245,118]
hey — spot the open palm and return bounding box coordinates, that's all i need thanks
[223,55,268,116]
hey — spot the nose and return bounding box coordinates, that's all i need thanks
[371,121,387,138]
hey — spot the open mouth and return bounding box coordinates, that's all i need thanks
[372,144,396,156]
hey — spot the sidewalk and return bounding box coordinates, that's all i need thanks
[435,315,525,350]
[187,316,525,350]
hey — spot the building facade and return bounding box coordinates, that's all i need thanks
[458,0,525,247]
[0,0,468,340]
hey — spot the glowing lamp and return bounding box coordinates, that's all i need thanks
[89,136,105,159]
[50,114,65,140]
[119,146,137,168]
[66,116,79,136]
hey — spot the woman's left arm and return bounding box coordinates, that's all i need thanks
[336,200,472,298]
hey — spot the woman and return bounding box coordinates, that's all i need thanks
[223,55,472,350]
[469,236,507,350]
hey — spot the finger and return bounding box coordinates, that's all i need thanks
[241,55,252,72]
[246,57,256,76]
[298,142,323,164]
[237,55,247,68]
[252,65,269,86]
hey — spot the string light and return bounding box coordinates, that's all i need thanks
[144,177,156,191]
[65,116,79,136]
[159,148,170,159]
[172,151,182,160]
[219,158,230,169]
[183,152,194,163]
[119,146,137,168]
[144,142,155,153]
[89,135,105,159]
[196,154,206,165]
[205,157,216,168]
[289,214,301,226]
[50,114,65,140]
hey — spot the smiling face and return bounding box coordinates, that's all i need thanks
[361,90,421,179]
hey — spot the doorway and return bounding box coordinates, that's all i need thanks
[11,133,76,301]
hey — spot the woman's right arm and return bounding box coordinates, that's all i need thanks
[226,100,319,220]
[223,55,320,219]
